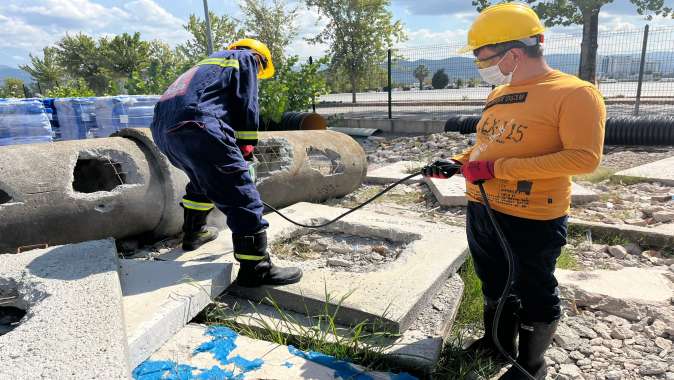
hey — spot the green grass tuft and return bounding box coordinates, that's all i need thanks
[454,256,484,328]
[556,248,580,270]
[573,166,615,183]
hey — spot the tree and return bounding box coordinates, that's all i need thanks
[472,0,673,83]
[178,12,245,63]
[45,78,95,98]
[432,68,450,89]
[54,33,109,95]
[20,47,63,92]
[413,64,430,90]
[305,0,406,103]
[127,40,188,95]
[241,0,299,65]
[100,32,150,80]
[455,78,465,88]
[0,78,26,98]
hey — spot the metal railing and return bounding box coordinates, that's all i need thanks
[311,25,674,120]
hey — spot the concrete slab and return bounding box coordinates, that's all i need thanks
[366,161,425,185]
[557,267,674,321]
[218,274,464,374]
[135,323,417,380]
[614,156,674,186]
[425,177,599,207]
[121,237,238,370]
[569,218,674,249]
[0,239,130,379]
[229,202,468,334]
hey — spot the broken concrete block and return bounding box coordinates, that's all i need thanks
[366,161,425,185]
[121,240,237,370]
[614,156,674,186]
[136,323,417,380]
[557,267,674,321]
[204,273,463,374]
[0,239,130,379]
[425,177,599,207]
[229,202,468,334]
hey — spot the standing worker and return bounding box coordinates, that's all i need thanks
[423,3,605,379]
[150,39,302,287]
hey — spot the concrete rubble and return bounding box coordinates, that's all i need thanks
[0,240,130,379]
[614,156,674,186]
[366,160,426,185]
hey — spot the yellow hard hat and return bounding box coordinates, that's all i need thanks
[459,2,545,54]
[228,38,275,79]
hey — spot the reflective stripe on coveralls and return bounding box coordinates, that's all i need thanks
[235,253,266,261]
[181,198,215,211]
[196,58,240,69]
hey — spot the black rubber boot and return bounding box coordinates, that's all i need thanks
[498,320,559,380]
[181,206,219,251]
[233,230,302,287]
[464,296,519,363]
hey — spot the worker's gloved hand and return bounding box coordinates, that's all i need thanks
[422,159,461,179]
[461,160,495,184]
[240,145,255,161]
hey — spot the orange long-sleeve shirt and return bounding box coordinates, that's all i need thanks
[453,70,606,220]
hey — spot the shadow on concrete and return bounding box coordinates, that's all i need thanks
[26,241,117,281]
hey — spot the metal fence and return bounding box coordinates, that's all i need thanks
[312,25,674,120]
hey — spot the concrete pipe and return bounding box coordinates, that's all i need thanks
[0,128,365,252]
[255,130,367,209]
[0,133,187,253]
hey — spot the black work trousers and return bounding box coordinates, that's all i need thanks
[466,201,567,323]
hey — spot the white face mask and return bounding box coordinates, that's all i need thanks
[478,52,517,86]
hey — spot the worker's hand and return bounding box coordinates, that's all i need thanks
[422,159,461,179]
[239,145,254,160]
[461,160,495,184]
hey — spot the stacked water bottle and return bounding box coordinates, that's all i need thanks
[0,99,53,146]
[92,95,159,138]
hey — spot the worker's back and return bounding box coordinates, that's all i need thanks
[151,49,260,138]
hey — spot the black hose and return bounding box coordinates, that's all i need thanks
[445,115,674,146]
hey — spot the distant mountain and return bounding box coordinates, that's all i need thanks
[0,65,33,84]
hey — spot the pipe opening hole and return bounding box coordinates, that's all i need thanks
[307,147,344,176]
[0,286,26,336]
[0,189,11,205]
[253,138,294,180]
[72,158,126,193]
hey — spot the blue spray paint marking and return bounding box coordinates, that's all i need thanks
[132,360,196,380]
[282,361,294,368]
[133,326,264,380]
[288,345,418,380]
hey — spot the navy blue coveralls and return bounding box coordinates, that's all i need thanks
[150,50,268,237]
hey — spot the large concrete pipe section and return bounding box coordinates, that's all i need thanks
[0,128,365,252]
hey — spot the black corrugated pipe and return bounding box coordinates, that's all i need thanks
[445,115,674,146]
[260,112,327,131]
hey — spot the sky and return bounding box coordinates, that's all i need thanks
[1,0,673,68]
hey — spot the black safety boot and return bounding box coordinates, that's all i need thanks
[464,296,520,363]
[498,320,559,380]
[181,206,219,251]
[233,230,303,287]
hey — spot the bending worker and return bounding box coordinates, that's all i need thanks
[150,39,302,287]
[423,3,605,379]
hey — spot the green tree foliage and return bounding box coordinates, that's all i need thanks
[413,64,430,90]
[305,0,406,103]
[455,78,465,88]
[178,12,245,63]
[259,56,329,123]
[472,0,673,83]
[20,47,63,92]
[99,32,150,80]
[127,41,188,95]
[54,33,110,95]
[432,68,449,89]
[45,78,95,98]
[241,0,299,66]
[0,78,26,98]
